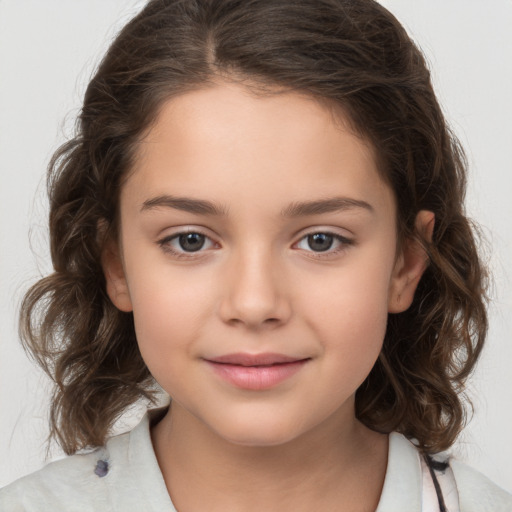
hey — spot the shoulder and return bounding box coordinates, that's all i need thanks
[450,458,512,512]
[379,433,512,512]
[0,434,129,511]
[0,408,172,512]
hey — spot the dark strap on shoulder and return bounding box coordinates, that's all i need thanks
[424,454,449,512]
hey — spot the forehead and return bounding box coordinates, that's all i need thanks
[124,81,395,219]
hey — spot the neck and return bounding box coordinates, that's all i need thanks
[151,401,388,512]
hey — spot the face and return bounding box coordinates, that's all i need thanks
[104,81,428,447]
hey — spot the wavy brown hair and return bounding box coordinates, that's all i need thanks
[20,0,487,455]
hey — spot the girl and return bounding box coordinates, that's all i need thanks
[1,0,511,510]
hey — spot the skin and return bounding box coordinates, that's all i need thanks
[103,81,433,511]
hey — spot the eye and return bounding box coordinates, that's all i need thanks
[295,232,353,256]
[158,230,216,257]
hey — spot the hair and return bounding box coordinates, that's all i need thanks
[20,0,487,455]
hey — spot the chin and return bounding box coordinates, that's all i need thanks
[213,416,306,448]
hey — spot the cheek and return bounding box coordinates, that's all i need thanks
[124,259,214,370]
[300,255,393,365]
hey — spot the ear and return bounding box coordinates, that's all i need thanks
[101,238,133,312]
[388,210,435,313]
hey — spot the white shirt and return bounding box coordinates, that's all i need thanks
[1,408,511,511]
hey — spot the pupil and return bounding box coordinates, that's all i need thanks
[308,233,333,252]
[179,233,205,252]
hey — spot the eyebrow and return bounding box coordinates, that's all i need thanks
[140,195,373,217]
[141,195,229,216]
[281,197,374,217]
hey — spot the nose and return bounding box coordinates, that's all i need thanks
[218,246,292,330]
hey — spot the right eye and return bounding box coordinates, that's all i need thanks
[158,231,216,258]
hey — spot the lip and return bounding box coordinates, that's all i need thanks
[204,353,310,390]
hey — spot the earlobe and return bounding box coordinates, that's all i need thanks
[101,239,133,313]
[388,210,435,313]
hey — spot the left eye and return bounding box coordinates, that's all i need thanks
[296,232,351,253]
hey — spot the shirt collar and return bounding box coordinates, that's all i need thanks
[129,409,422,511]
[376,432,423,512]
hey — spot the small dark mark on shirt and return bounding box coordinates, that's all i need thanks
[94,459,109,477]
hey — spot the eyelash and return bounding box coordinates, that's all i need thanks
[157,230,354,260]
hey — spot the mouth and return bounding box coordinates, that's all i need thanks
[204,353,311,390]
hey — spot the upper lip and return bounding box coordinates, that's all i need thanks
[205,353,309,366]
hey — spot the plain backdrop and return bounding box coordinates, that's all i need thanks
[1,0,511,493]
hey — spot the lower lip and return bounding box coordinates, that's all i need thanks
[206,360,309,390]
